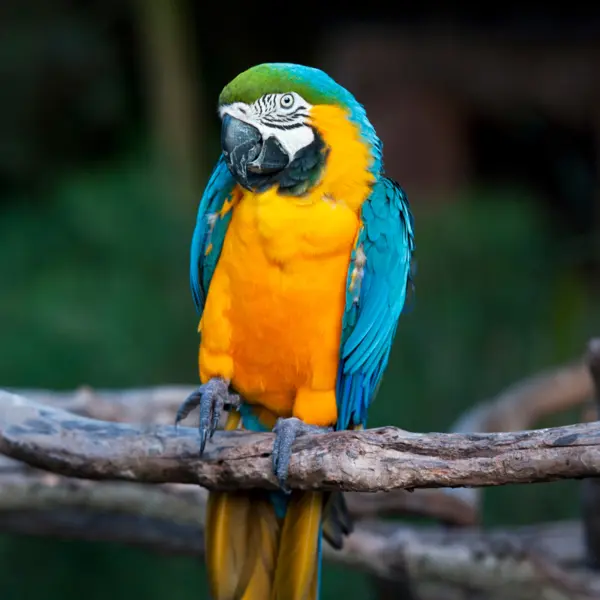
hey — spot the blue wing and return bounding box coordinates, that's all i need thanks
[335,177,415,430]
[190,155,237,315]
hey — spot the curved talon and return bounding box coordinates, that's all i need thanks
[174,390,202,429]
[174,377,240,455]
[272,417,333,492]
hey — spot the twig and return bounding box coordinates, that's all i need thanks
[451,362,593,436]
[345,489,478,526]
[1,389,600,492]
[342,522,600,600]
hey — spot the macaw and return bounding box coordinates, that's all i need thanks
[176,63,415,600]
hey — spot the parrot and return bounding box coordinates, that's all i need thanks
[175,63,415,600]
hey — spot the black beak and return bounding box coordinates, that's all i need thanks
[221,114,289,190]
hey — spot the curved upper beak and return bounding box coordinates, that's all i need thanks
[221,114,289,188]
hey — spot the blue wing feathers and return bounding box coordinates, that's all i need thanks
[190,156,237,315]
[335,177,415,430]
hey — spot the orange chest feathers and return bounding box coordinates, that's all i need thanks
[199,190,359,414]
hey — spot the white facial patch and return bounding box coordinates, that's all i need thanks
[220,92,315,162]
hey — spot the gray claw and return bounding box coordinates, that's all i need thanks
[175,377,239,455]
[272,417,332,492]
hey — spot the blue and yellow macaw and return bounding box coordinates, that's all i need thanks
[176,63,415,600]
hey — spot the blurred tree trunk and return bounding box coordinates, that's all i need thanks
[134,0,203,208]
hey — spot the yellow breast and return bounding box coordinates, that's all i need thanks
[199,189,357,412]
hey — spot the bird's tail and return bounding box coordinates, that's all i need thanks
[205,409,351,600]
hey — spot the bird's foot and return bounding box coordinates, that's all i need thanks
[175,377,240,455]
[272,417,333,492]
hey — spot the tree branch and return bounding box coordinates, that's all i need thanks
[451,361,593,435]
[0,455,598,599]
[3,342,600,599]
[441,353,594,519]
[12,385,197,425]
[1,388,600,492]
[9,351,592,528]
[344,488,478,526]
[11,385,474,523]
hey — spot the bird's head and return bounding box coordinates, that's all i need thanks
[218,63,381,196]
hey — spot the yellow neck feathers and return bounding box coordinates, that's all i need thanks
[306,104,375,212]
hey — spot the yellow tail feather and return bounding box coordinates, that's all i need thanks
[205,411,253,600]
[205,411,327,600]
[206,491,254,599]
[307,548,320,600]
[272,491,323,600]
[239,498,281,599]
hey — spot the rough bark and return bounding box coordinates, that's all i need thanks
[1,389,600,492]
[10,349,593,526]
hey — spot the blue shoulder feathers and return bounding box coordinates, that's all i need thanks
[190,156,237,315]
[336,177,415,430]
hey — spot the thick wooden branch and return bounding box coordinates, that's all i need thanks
[10,385,475,523]
[1,389,600,492]
[0,458,598,600]
[9,349,592,527]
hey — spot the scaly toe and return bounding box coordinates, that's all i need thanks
[272,417,333,491]
[174,389,203,428]
[197,378,230,454]
[174,377,238,455]
[272,417,300,491]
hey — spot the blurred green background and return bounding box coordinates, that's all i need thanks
[1,3,599,599]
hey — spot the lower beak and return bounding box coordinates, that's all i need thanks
[221,114,289,188]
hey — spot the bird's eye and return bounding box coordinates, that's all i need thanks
[280,93,294,109]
